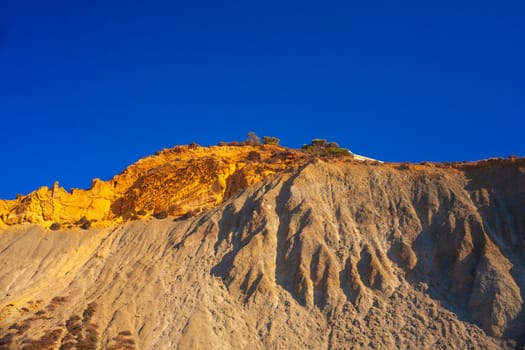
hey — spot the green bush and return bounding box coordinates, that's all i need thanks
[311,139,328,147]
[301,144,313,151]
[262,136,280,145]
[301,139,352,157]
[325,147,350,156]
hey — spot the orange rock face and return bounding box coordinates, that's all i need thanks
[0,144,310,229]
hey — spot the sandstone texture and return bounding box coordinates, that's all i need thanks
[0,146,524,349]
[0,144,308,229]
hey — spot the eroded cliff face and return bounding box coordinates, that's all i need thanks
[0,152,524,349]
[209,158,525,344]
[0,144,309,229]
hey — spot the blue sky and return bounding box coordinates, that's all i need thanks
[1,1,524,198]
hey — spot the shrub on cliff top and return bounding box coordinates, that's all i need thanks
[324,147,351,156]
[302,139,352,157]
[262,136,280,145]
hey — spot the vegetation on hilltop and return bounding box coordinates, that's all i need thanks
[301,139,353,157]
[218,133,351,159]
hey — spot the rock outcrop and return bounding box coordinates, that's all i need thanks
[0,144,310,229]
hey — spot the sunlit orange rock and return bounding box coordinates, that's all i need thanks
[0,144,311,229]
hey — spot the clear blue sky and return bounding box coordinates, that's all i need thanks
[1,1,524,198]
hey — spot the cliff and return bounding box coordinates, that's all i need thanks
[0,146,524,349]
